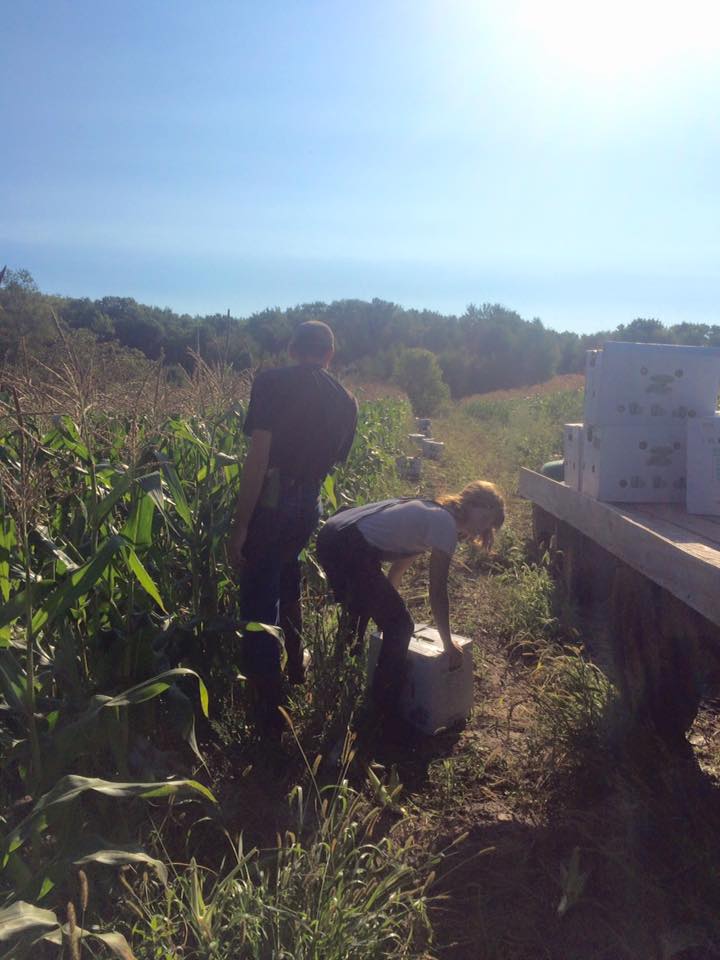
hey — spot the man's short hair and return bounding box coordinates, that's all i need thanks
[290,321,335,360]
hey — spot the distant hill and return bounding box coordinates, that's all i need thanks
[2,266,717,401]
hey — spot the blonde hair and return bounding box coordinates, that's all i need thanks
[437,480,505,549]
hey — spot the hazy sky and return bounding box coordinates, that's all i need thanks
[3,0,719,333]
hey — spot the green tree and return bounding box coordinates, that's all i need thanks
[0,268,54,358]
[614,318,668,343]
[246,307,295,357]
[393,347,449,415]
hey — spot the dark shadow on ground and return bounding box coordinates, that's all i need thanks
[428,737,720,960]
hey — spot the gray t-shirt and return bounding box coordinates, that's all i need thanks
[328,498,457,558]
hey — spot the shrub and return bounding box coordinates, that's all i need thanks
[392,348,449,416]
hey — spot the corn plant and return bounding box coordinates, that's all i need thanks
[0,898,134,959]
[0,394,230,908]
[331,398,409,507]
[0,362,411,912]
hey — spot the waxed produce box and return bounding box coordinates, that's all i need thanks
[686,415,720,515]
[583,341,720,428]
[367,624,474,734]
[581,423,687,502]
[562,423,584,491]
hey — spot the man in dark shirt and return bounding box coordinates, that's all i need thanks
[228,320,357,731]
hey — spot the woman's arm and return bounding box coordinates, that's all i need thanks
[387,554,419,589]
[429,549,463,669]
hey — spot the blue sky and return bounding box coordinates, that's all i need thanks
[3,0,719,333]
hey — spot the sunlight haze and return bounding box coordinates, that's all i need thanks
[2,0,719,333]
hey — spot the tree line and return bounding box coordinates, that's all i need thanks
[2,267,718,402]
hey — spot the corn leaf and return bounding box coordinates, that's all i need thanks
[0,902,136,960]
[322,473,338,510]
[120,490,156,549]
[157,458,193,528]
[31,525,78,572]
[73,843,168,884]
[244,621,284,641]
[167,419,209,452]
[138,470,165,511]
[0,652,27,714]
[122,545,166,611]
[214,451,241,467]
[87,470,133,528]
[49,668,210,770]
[2,775,216,865]
[44,416,92,462]
[99,668,209,717]
[41,927,135,960]
[0,516,15,603]
[0,900,58,940]
[0,516,15,645]
[0,582,54,643]
[31,536,125,635]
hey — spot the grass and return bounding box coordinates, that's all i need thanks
[125,748,439,960]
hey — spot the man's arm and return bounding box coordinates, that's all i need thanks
[228,429,272,565]
[429,549,463,669]
[387,554,419,590]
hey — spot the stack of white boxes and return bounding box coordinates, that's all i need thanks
[563,342,720,505]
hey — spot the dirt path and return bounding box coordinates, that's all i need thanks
[390,397,720,960]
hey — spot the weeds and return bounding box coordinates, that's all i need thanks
[461,387,583,493]
[492,559,561,651]
[523,644,617,790]
[126,746,437,960]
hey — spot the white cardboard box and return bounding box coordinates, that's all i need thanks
[563,423,584,491]
[368,624,474,734]
[421,439,444,460]
[583,341,720,427]
[581,423,687,502]
[686,416,720,515]
[583,350,603,424]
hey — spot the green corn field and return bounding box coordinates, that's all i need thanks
[0,361,410,951]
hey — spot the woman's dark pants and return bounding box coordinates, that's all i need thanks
[316,523,414,712]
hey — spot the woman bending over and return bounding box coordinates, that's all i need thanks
[316,480,505,713]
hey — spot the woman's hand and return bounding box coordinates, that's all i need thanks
[446,639,464,671]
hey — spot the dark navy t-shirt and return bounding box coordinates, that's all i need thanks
[243,364,358,482]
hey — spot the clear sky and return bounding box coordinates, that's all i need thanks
[2,0,719,334]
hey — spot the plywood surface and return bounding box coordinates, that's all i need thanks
[518,468,720,624]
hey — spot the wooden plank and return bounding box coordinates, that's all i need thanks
[630,503,720,546]
[518,468,720,625]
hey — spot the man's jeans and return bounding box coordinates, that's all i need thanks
[240,480,320,677]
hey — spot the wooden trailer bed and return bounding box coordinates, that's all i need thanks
[518,467,720,738]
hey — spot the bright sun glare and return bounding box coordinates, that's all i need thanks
[509,0,720,84]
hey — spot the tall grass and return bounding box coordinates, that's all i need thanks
[126,744,438,960]
[462,388,583,483]
[483,539,617,796]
